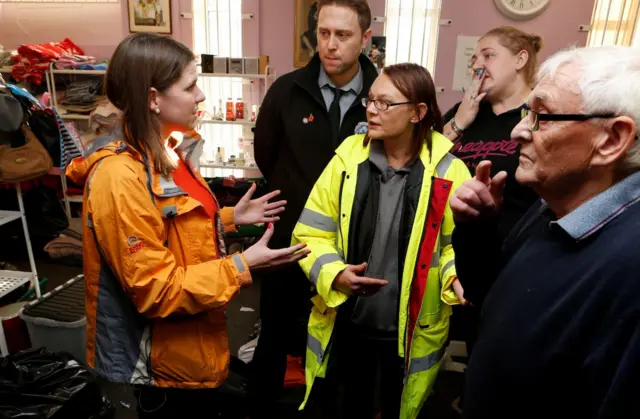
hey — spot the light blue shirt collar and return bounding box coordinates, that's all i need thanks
[318,63,363,95]
[543,171,640,241]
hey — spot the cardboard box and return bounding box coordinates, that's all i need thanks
[213,57,228,74]
[243,57,259,75]
[228,58,244,75]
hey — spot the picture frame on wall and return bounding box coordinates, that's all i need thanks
[128,0,172,34]
[294,0,318,68]
[365,36,386,72]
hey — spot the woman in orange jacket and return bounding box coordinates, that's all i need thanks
[66,33,308,418]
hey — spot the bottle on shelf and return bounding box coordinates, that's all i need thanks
[225,98,236,121]
[215,147,223,164]
[235,98,245,120]
[215,98,224,120]
[236,152,245,167]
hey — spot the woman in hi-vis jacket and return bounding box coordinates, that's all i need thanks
[292,63,471,419]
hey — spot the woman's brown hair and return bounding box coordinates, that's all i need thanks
[481,26,543,85]
[367,63,444,159]
[105,32,195,177]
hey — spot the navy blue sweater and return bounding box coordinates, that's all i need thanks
[453,172,640,418]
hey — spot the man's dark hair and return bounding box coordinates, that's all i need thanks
[316,0,372,33]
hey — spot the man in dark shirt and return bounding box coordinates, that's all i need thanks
[450,46,640,418]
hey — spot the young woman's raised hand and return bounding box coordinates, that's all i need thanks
[234,183,286,226]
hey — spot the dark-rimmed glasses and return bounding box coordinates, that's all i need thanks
[361,97,412,111]
[521,105,616,132]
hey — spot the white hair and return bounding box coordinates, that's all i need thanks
[537,46,640,173]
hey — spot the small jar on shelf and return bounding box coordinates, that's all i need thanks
[225,98,236,121]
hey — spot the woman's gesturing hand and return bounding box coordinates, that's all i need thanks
[243,223,310,270]
[234,183,286,226]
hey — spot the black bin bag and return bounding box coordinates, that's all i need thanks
[0,348,115,418]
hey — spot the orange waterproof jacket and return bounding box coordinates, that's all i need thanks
[66,132,251,389]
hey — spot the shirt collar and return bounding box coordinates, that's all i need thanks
[318,63,363,95]
[545,171,640,241]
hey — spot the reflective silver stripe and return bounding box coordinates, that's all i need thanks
[85,136,116,156]
[232,254,246,273]
[143,156,155,204]
[435,153,455,177]
[440,234,452,247]
[162,205,178,218]
[158,175,186,197]
[130,325,154,385]
[85,159,105,230]
[182,138,204,168]
[309,253,343,285]
[408,346,446,375]
[299,208,336,232]
[307,333,325,363]
[430,251,440,268]
[441,259,455,276]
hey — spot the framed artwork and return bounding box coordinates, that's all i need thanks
[365,36,386,71]
[128,0,172,34]
[294,0,318,68]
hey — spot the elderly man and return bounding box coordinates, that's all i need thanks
[450,46,640,418]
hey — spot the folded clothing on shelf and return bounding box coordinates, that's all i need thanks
[54,54,96,68]
[88,98,121,134]
[64,78,103,106]
[10,38,85,85]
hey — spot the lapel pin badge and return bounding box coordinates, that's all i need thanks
[303,113,314,124]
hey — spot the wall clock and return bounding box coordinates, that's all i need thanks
[494,0,550,20]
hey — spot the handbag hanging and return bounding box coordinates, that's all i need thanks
[0,125,53,183]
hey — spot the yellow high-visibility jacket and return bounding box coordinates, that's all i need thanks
[292,132,471,418]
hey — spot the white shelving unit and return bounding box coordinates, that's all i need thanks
[200,163,260,171]
[198,72,272,80]
[45,67,107,217]
[0,185,41,357]
[201,119,255,126]
[46,65,106,121]
[196,68,275,177]
[44,66,275,205]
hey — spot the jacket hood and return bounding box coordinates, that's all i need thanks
[65,129,205,186]
[66,139,137,187]
[335,132,454,169]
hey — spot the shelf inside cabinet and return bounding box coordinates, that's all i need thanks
[199,164,261,171]
[198,72,271,79]
[0,211,21,227]
[0,270,33,299]
[58,112,91,120]
[50,69,106,76]
[201,119,255,126]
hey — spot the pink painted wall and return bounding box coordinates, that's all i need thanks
[0,2,125,60]
[0,0,594,104]
[0,0,192,61]
[435,0,595,111]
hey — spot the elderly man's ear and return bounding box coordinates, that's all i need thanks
[592,116,637,167]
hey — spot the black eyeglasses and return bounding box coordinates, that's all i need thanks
[521,105,616,132]
[361,97,412,111]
